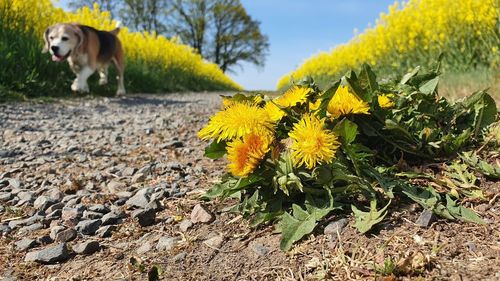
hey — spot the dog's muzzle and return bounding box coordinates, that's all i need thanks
[50,46,71,62]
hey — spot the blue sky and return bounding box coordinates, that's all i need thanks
[234,0,396,90]
[55,0,396,90]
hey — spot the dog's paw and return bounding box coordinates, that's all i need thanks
[72,82,89,93]
[99,78,108,85]
[80,84,90,93]
[71,81,79,92]
[116,89,126,96]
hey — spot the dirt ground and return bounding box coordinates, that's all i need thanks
[0,93,498,280]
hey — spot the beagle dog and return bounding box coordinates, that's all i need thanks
[43,23,126,96]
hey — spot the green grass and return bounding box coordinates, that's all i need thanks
[439,68,499,102]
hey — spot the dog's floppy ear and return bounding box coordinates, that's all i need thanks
[42,26,52,53]
[72,25,86,53]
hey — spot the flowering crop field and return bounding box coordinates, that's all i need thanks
[0,0,241,100]
[199,63,498,250]
[276,0,499,92]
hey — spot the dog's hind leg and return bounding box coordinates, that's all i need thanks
[112,53,126,96]
[98,66,108,85]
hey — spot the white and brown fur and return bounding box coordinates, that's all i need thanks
[43,23,126,95]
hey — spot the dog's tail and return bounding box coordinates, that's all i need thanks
[110,21,122,35]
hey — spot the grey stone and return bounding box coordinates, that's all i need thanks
[15,238,38,252]
[145,200,162,212]
[172,191,186,198]
[61,207,83,221]
[137,164,153,175]
[96,225,116,238]
[46,188,64,202]
[166,162,182,170]
[467,241,476,252]
[190,204,215,224]
[24,243,69,264]
[27,215,45,224]
[163,140,184,149]
[251,244,269,256]
[33,196,56,211]
[62,195,79,203]
[83,210,104,220]
[0,192,13,202]
[8,215,43,229]
[324,218,348,237]
[204,235,224,249]
[17,191,34,203]
[110,134,122,143]
[125,188,153,209]
[88,204,110,214]
[116,191,133,199]
[172,252,187,262]
[76,219,102,235]
[107,180,126,193]
[73,241,100,255]
[0,224,11,234]
[156,236,180,251]
[150,190,168,202]
[54,228,77,242]
[131,208,156,227]
[76,190,91,196]
[179,219,193,232]
[136,242,152,255]
[8,178,21,189]
[475,204,489,213]
[50,226,66,240]
[46,209,62,220]
[66,145,80,153]
[78,154,87,163]
[415,209,435,227]
[101,212,121,226]
[18,222,44,234]
[36,235,53,245]
[121,167,136,177]
[113,197,128,206]
[131,173,146,184]
[45,202,65,214]
[64,197,81,207]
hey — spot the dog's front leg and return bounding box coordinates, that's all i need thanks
[72,66,95,93]
[98,67,108,85]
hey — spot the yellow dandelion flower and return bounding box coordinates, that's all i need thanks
[288,114,340,169]
[198,103,274,141]
[327,86,370,118]
[275,86,312,108]
[264,102,285,122]
[378,94,395,108]
[227,132,271,177]
[221,95,263,109]
[221,97,235,108]
[309,99,322,111]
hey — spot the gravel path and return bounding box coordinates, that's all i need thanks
[0,93,229,278]
[1,94,499,280]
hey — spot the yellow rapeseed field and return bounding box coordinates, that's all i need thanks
[277,0,499,90]
[2,0,241,91]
